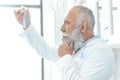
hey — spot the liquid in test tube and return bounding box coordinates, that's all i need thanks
[23,12,26,29]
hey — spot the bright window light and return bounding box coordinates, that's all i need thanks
[0,2,41,80]
[0,0,40,5]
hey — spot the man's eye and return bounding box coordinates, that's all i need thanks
[66,22,70,25]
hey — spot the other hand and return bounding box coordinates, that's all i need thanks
[58,38,74,57]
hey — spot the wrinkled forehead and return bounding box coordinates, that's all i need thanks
[64,8,78,23]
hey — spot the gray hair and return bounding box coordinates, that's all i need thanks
[74,6,95,30]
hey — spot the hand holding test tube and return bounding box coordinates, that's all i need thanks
[14,6,31,30]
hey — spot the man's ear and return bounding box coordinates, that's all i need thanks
[79,21,88,33]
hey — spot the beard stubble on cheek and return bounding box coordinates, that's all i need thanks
[71,25,84,50]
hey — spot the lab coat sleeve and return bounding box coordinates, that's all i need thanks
[57,54,82,80]
[56,46,115,80]
[19,24,60,62]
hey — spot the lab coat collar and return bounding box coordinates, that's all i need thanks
[74,35,101,53]
[81,35,100,47]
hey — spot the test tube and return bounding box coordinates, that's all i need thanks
[22,12,27,29]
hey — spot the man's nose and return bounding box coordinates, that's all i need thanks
[60,24,65,32]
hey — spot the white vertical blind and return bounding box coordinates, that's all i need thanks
[112,0,120,36]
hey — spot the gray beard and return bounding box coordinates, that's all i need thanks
[71,25,84,50]
[74,40,83,51]
[62,25,84,51]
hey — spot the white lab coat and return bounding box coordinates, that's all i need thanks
[20,25,115,80]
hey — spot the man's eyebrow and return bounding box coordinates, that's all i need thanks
[64,20,70,24]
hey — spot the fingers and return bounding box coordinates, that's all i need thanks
[14,7,24,21]
[62,38,74,47]
[14,6,30,25]
[58,39,74,57]
[14,7,25,14]
[14,6,29,18]
[62,38,68,45]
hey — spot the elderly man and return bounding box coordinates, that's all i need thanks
[14,6,115,80]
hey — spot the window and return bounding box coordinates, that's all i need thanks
[0,1,41,80]
[0,0,40,5]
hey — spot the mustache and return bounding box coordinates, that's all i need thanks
[62,32,83,42]
[62,33,70,37]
